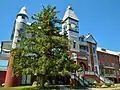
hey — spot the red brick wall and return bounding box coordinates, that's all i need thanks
[97,51,120,82]
[0,71,6,86]
[89,43,94,72]
[97,51,119,68]
[69,50,88,71]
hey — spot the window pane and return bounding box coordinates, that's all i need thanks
[22,16,25,19]
[73,42,76,48]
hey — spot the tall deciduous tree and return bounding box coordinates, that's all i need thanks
[12,5,79,86]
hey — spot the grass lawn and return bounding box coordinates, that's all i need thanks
[0,85,88,90]
[0,86,37,90]
[0,85,62,90]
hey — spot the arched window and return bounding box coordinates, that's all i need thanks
[73,40,76,49]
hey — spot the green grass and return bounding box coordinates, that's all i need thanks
[0,85,62,90]
[0,85,87,90]
[0,86,37,90]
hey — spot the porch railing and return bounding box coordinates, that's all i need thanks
[104,74,116,77]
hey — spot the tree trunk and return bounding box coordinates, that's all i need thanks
[38,75,46,87]
[42,75,46,87]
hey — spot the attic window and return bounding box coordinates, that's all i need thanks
[80,37,84,42]
[22,16,25,19]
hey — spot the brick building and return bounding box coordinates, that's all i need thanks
[97,47,120,83]
[0,5,120,86]
[61,5,120,83]
[0,41,11,86]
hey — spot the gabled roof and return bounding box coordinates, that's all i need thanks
[63,5,79,21]
[85,33,97,44]
[18,6,28,17]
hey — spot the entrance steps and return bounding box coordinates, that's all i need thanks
[78,71,113,84]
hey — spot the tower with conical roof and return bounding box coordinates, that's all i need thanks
[5,7,28,87]
[11,6,28,48]
[62,5,79,51]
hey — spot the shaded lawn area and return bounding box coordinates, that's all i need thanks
[0,86,37,90]
[0,85,61,90]
[0,85,88,90]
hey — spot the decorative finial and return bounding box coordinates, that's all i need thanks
[67,5,73,10]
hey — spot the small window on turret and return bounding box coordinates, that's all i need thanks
[22,16,25,19]
[73,41,76,49]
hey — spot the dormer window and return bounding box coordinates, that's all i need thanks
[79,36,84,42]
[80,37,84,42]
[81,37,84,41]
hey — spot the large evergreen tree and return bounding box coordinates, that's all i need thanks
[12,5,79,86]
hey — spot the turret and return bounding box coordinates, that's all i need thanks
[4,7,28,87]
[63,5,79,21]
[62,5,79,51]
[62,5,79,34]
[11,7,28,48]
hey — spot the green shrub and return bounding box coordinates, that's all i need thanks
[96,83,104,87]
[101,84,108,88]
[92,83,114,88]
[44,82,49,87]
[92,83,104,88]
[105,83,114,87]
[32,81,38,87]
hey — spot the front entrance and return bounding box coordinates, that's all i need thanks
[21,75,31,85]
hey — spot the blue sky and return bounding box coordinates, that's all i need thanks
[0,0,120,53]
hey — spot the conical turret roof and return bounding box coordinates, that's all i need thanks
[63,5,79,21]
[18,6,28,17]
